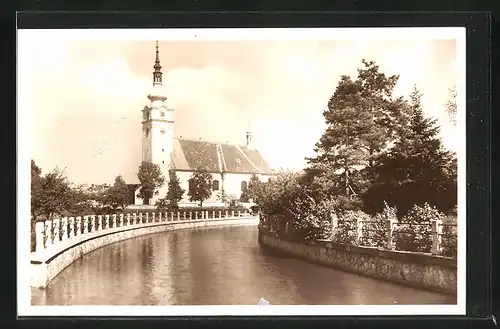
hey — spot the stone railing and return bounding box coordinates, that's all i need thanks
[258,227,457,295]
[34,210,251,254]
[261,215,457,258]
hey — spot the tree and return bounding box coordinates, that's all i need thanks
[156,170,184,210]
[31,166,74,221]
[240,174,263,203]
[31,160,42,220]
[364,86,457,215]
[103,176,130,212]
[187,168,213,207]
[306,60,409,203]
[445,85,457,126]
[137,161,165,205]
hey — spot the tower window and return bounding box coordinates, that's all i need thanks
[161,111,165,118]
[162,161,164,164]
[162,149,164,152]
[212,180,220,191]
[145,128,150,137]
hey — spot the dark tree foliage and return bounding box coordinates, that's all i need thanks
[103,175,130,212]
[187,168,213,208]
[137,161,165,205]
[156,170,185,210]
[306,60,410,202]
[363,86,457,216]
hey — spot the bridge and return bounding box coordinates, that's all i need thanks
[30,210,258,289]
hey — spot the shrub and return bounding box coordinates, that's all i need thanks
[393,203,445,253]
[440,215,457,258]
[333,210,370,245]
[361,202,397,248]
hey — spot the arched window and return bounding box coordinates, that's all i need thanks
[241,181,248,191]
[212,180,220,191]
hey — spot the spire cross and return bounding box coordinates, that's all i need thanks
[153,40,162,85]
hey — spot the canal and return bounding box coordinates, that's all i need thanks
[31,225,456,306]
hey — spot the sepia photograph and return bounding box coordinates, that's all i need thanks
[17,27,465,316]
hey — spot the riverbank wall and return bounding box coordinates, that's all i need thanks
[31,216,258,289]
[258,227,457,295]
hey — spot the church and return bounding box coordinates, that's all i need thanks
[134,42,274,207]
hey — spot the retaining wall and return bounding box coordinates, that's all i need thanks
[31,216,258,288]
[258,228,457,295]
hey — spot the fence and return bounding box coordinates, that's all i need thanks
[259,214,457,258]
[333,218,457,257]
[33,209,252,254]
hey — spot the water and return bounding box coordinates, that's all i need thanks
[31,225,456,305]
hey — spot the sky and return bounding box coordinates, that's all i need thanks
[19,29,461,185]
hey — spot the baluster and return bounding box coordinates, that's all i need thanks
[61,217,68,241]
[75,217,81,236]
[126,213,131,226]
[431,219,443,255]
[225,210,229,218]
[112,214,117,228]
[355,217,363,246]
[195,212,198,220]
[218,210,222,218]
[69,217,75,238]
[189,212,192,220]
[35,221,45,253]
[386,218,396,250]
[145,213,149,224]
[231,210,234,218]
[138,213,143,224]
[212,211,215,219]
[177,211,180,220]
[201,211,204,220]
[158,212,162,222]
[97,215,102,231]
[82,216,88,234]
[184,212,187,220]
[152,212,156,223]
[132,213,137,225]
[53,218,60,244]
[104,215,110,229]
[44,220,52,246]
[89,215,95,232]
[206,211,209,219]
[119,214,124,227]
[170,212,174,221]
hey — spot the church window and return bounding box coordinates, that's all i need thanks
[145,128,150,137]
[241,181,248,191]
[212,180,219,191]
[161,111,165,118]
[162,161,165,164]
[162,148,164,152]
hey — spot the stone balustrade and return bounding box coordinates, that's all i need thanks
[34,210,251,253]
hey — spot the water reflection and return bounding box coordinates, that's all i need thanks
[31,225,456,306]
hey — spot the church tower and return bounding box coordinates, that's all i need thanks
[141,41,174,184]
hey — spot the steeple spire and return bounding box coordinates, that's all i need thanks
[153,40,163,86]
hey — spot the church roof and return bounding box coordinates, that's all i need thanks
[170,138,273,174]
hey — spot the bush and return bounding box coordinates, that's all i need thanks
[440,215,457,258]
[393,203,444,253]
[332,210,370,245]
[361,202,397,248]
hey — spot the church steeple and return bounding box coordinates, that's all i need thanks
[153,40,163,86]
